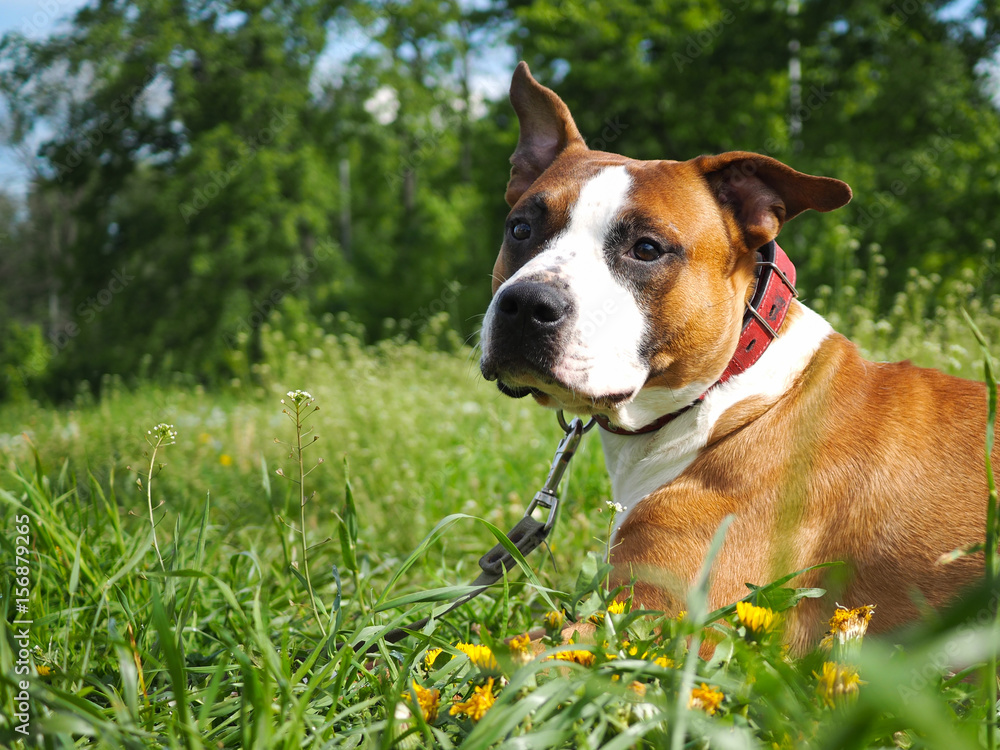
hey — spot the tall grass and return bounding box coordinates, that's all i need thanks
[1,256,999,748]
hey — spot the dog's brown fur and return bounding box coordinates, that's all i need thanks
[491,63,994,649]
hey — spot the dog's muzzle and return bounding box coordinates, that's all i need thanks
[480,280,575,396]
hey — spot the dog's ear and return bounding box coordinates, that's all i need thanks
[693,152,852,251]
[506,62,587,206]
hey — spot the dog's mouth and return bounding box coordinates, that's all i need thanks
[481,361,551,401]
[495,380,533,399]
[486,365,637,412]
[480,343,642,414]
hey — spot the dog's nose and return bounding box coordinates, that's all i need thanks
[495,281,570,331]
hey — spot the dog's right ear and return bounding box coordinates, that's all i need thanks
[693,151,852,252]
[506,62,587,206]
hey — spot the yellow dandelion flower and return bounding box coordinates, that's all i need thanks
[509,633,531,654]
[588,610,606,625]
[449,677,497,722]
[628,681,647,698]
[219,453,233,467]
[736,601,777,634]
[548,649,596,667]
[654,656,674,669]
[454,642,499,671]
[509,633,534,665]
[36,665,52,676]
[423,648,443,671]
[542,610,565,630]
[823,604,876,647]
[814,661,862,707]
[689,683,724,715]
[403,682,440,722]
[674,610,687,622]
[608,600,628,615]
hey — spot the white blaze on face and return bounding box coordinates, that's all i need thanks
[553,166,648,397]
[487,165,649,401]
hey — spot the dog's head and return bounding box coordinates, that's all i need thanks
[479,62,851,428]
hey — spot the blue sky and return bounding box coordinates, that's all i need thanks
[0,0,85,39]
[0,0,88,195]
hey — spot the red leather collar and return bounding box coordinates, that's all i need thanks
[595,241,797,436]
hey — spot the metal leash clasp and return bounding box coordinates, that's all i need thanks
[373,409,599,650]
[525,411,597,532]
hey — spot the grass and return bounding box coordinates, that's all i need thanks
[1,260,1000,748]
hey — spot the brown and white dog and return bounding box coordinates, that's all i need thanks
[479,62,995,649]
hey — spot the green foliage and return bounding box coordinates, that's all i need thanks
[0,0,343,393]
[0,322,49,403]
[2,1,997,398]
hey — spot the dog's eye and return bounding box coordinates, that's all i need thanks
[628,240,662,262]
[511,222,531,241]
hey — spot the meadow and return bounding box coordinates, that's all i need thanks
[3,257,1000,748]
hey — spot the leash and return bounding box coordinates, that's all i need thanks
[356,411,596,653]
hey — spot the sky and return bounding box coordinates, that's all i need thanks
[0,0,89,195]
[0,0,84,39]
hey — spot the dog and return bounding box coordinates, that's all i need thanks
[479,62,995,649]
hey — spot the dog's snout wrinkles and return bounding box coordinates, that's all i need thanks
[496,281,570,331]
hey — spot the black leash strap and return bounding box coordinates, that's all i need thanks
[357,412,595,653]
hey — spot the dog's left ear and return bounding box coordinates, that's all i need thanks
[506,62,587,206]
[693,152,852,251]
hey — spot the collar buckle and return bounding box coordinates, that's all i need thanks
[754,259,798,299]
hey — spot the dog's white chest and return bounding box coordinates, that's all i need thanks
[601,304,833,541]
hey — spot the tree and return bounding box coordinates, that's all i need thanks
[1,0,341,394]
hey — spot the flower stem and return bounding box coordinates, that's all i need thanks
[147,437,165,571]
[294,400,326,637]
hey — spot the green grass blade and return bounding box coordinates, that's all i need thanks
[671,514,734,750]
